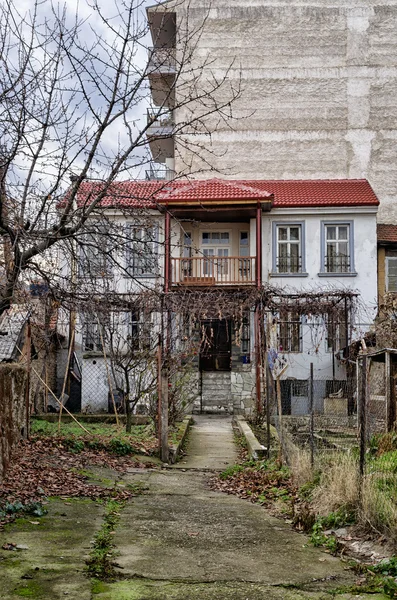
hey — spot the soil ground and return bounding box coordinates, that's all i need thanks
[0,415,389,599]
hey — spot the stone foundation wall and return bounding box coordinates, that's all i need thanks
[0,364,27,482]
[231,368,256,416]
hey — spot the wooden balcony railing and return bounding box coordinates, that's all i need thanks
[171,256,256,286]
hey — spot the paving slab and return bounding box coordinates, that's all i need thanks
[0,498,102,600]
[115,470,353,588]
[173,415,238,470]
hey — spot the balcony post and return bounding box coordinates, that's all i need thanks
[164,209,171,292]
[256,203,262,288]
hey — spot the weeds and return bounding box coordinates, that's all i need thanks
[219,464,244,480]
[30,420,157,456]
[86,499,124,581]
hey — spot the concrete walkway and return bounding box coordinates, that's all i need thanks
[0,417,388,600]
[174,415,238,470]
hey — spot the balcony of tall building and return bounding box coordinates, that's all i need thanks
[147,47,176,107]
[147,6,176,105]
[146,107,174,164]
[145,162,175,181]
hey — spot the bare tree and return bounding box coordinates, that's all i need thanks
[0,0,241,315]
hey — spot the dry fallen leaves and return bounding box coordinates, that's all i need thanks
[0,438,154,529]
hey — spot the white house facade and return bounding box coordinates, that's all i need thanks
[69,177,379,416]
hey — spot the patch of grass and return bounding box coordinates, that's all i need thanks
[219,464,244,480]
[91,579,109,594]
[125,481,149,494]
[12,580,43,597]
[308,508,356,556]
[30,420,157,456]
[86,499,124,581]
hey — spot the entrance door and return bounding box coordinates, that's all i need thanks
[199,320,231,371]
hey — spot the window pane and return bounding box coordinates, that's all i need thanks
[278,227,288,241]
[338,226,348,240]
[220,232,229,242]
[339,242,348,256]
[212,232,220,243]
[290,227,300,241]
[278,243,288,272]
[389,277,397,292]
[388,259,397,275]
[327,226,336,240]
[240,232,249,245]
[184,232,192,246]
[202,232,210,244]
[290,243,299,272]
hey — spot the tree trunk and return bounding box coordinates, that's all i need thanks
[124,368,132,433]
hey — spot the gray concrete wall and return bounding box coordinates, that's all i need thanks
[174,1,397,222]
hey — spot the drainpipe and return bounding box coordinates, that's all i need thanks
[256,203,262,288]
[164,209,171,293]
[255,305,262,414]
[255,204,263,413]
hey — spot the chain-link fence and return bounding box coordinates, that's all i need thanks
[268,355,397,540]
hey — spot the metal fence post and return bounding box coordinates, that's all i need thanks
[309,362,314,469]
[266,364,271,459]
[359,355,367,505]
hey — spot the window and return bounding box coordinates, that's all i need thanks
[239,231,251,279]
[386,257,397,292]
[325,314,347,352]
[126,224,158,276]
[82,313,108,352]
[272,223,305,275]
[79,224,113,277]
[278,312,301,352]
[202,232,229,245]
[129,310,151,350]
[239,231,249,257]
[324,223,351,273]
[182,232,192,277]
[201,231,230,277]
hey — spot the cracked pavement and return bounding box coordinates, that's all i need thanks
[0,417,389,599]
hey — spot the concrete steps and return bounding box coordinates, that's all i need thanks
[194,372,232,414]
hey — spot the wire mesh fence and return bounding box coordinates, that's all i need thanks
[268,356,397,539]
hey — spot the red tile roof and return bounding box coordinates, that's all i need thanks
[377,223,397,243]
[71,178,379,210]
[73,180,160,209]
[157,178,273,201]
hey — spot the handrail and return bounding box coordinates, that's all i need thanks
[171,256,256,286]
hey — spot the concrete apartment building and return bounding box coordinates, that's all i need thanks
[147,0,397,223]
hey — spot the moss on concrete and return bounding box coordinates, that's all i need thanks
[90,579,389,600]
[0,498,102,600]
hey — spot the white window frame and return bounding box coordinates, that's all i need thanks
[277,312,302,353]
[386,256,397,292]
[126,223,158,277]
[320,221,356,276]
[272,222,306,276]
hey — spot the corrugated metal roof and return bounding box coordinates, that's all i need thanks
[0,308,28,361]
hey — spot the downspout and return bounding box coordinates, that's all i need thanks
[164,208,171,293]
[256,203,262,288]
[255,203,263,414]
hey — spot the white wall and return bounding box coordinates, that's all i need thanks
[260,206,378,379]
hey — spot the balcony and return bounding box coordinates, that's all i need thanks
[145,166,175,181]
[148,47,176,74]
[147,47,176,106]
[146,108,174,163]
[171,256,256,287]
